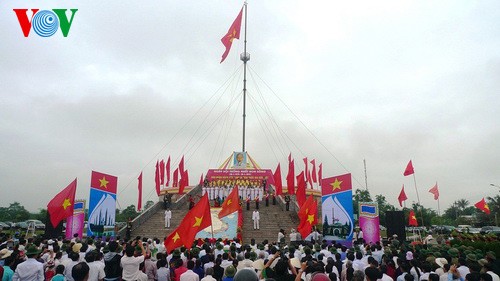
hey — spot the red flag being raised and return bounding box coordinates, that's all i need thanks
[403,160,414,176]
[165,156,171,186]
[310,159,317,183]
[219,186,240,219]
[318,163,322,186]
[287,159,295,195]
[137,172,143,211]
[428,183,439,200]
[475,198,490,214]
[273,163,283,196]
[408,210,418,226]
[398,185,408,207]
[47,179,77,227]
[173,168,179,187]
[220,8,243,63]
[155,161,161,196]
[160,160,165,185]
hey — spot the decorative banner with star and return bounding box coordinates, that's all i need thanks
[87,171,118,237]
[321,173,354,246]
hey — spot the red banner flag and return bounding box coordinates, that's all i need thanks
[179,155,185,175]
[199,173,204,186]
[403,160,414,176]
[219,186,240,219]
[47,179,77,227]
[173,168,179,187]
[90,171,118,194]
[429,183,439,200]
[159,160,165,185]
[310,159,317,183]
[474,198,490,214]
[307,170,313,189]
[179,170,188,194]
[155,161,161,196]
[288,153,292,163]
[273,163,283,196]
[166,156,171,186]
[286,159,295,195]
[398,185,408,207]
[220,8,243,63]
[318,163,322,186]
[137,172,143,211]
[296,171,307,207]
[408,210,418,226]
[303,157,309,181]
[297,195,317,238]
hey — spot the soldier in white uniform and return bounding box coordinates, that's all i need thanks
[164,208,172,228]
[252,210,260,230]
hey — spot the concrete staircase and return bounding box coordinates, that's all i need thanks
[131,208,189,239]
[241,202,300,245]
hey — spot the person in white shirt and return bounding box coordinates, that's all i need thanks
[180,260,199,281]
[278,229,285,244]
[201,268,216,281]
[456,258,470,279]
[85,251,105,281]
[165,209,172,228]
[12,246,44,281]
[252,210,260,230]
[156,259,170,281]
[121,241,146,281]
[64,252,81,281]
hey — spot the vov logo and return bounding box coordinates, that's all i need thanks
[13,9,78,37]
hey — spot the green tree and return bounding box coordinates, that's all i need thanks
[144,200,155,210]
[352,189,372,220]
[34,208,48,222]
[375,194,396,226]
[3,202,31,222]
[117,205,139,222]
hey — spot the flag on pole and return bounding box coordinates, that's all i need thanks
[297,195,317,239]
[408,210,418,226]
[306,170,313,189]
[287,159,295,195]
[179,156,185,175]
[173,168,179,187]
[303,157,309,181]
[318,163,322,186]
[296,171,306,207]
[160,160,165,185]
[164,224,185,253]
[47,179,77,227]
[166,156,171,186]
[199,173,204,186]
[179,170,188,194]
[137,172,143,211]
[403,160,414,176]
[219,187,240,219]
[310,159,317,183]
[155,161,161,196]
[398,185,408,207]
[180,193,212,245]
[220,8,243,63]
[474,198,490,214]
[273,163,283,196]
[428,183,439,200]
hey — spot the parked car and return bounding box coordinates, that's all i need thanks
[456,225,473,233]
[480,226,500,234]
[0,222,10,230]
[434,225,455,234]
[25,220,46,229]
[16,221,28,229]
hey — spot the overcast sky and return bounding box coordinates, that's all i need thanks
[1,0,499,214]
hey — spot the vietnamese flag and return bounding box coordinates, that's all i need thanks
[297,195,317,238]
[164,223,187,253]
[428,183,439,200]
[286,159,295,195]
[220,7,243,63]
[398,185,408,207]
[180,193,212,245]
[408,210,418,226]
[90,171,117,194]
[296,171,306,207]
[273,163,283,196]
[474,198,490,214]
[137,172,143,211]
[403,160,414,176]
[219,186,240,219]
[47,179,77,227]
[165,156,171,186]
[321,173,352,196]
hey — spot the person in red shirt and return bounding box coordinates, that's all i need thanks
[173,259,187,281]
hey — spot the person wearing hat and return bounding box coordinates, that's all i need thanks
[2,252,15,281]
[12,245,43,281]
[435,258,448,276]
[222,265,236,281]
[233,268,259,281]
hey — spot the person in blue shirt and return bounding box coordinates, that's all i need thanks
[51,265,66,281]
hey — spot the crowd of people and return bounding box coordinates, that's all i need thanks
[202,179,267,202]
[1,230,499,281]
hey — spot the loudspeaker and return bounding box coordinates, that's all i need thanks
[386,211,406,240]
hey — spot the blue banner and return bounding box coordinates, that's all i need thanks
[87,188,116,237]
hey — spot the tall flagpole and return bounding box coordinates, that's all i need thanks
[241,2,249,152]
[412,174,424,226]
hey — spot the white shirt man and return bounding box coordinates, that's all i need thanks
[252,210,260,230]
[87,260,106,281]
[12,256,44,281]
[165,209,172,228]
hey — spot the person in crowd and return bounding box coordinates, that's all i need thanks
[72,262,90,281]
[12,245,43,281]
[121,240,146,281]
[180,260,199,281]
[252,210,260,230]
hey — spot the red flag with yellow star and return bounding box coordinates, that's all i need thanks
[164,224,186,253]
[408,210,418,226]
[474,198,490,214]
[180,193,212,246]
[91,171,117,194]
[297,195,317,238]
[321,173,352,196]
[47,178,77,227]
[220,7,243,63]
[218,185,240,219]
